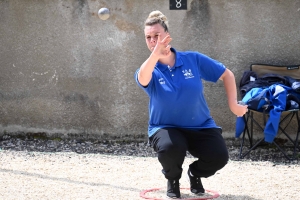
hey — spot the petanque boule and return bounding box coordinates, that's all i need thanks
[98,8,110,20]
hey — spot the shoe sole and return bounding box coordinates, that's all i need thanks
[166,195,181,199]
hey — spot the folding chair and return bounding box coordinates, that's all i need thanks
[237,64,300,161]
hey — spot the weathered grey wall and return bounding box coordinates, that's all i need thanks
[1,0,300,139]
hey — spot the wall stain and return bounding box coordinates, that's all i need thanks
[72,0,90,20]
[114,18,139,33]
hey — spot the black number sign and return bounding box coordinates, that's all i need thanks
[169,0,187,10]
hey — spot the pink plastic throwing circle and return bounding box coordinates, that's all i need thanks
[140,187,220,200]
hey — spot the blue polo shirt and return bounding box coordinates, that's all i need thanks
[135,48,226,137]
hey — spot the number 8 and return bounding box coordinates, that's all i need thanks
[176,0,182,8]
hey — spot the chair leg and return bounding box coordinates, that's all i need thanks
[293,112,300,159]
[239,134,246,159]
[293,132,299,159]
[239,117,247,159]
[239,111,264,159]
[278,112,295,142]
[239,113,251,159]
[240,138,265,159]
[273,141,293,161]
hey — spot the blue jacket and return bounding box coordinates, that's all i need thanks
[236,84,287,143]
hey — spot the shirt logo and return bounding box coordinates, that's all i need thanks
[182,69,194,79]
[158,78,165,85]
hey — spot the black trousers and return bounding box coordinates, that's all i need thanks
[149,128,229,180]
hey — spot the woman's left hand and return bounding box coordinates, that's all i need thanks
[231,102,248,117]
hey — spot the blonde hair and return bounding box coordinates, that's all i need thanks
[144,10,169,32]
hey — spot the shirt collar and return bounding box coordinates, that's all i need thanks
[156,47,183,72]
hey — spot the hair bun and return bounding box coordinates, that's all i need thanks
[148,10,167,22]
[145,10,169,32]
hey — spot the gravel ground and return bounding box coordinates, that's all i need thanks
[0,134,299,200]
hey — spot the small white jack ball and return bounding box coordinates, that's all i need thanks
[98,8,110,20]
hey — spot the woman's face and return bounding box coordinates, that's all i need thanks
[144,23,168,52]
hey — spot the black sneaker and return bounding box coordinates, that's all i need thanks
[167,179,180,199]
[187,169,205,194]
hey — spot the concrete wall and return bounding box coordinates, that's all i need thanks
[1,0,300,140]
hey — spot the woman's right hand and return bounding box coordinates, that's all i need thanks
[151,33,172,59]
[138,33,172,86]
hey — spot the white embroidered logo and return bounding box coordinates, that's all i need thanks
[158,78,165,85]
[182,69,194,79]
